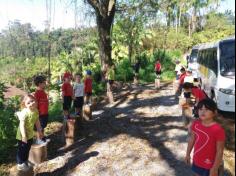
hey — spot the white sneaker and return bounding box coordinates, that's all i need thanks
[35,139,47,145]
[17,163,30,171]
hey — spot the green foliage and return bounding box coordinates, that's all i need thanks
[192,26,235,45]
[116,59,134,82]
[92,82,106,97]
[0,82,7,108]
[48,101,62,122]
[136,50,177,83]
[0,57,48,91]
[0,104,19,163]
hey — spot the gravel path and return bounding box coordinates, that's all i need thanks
[34,82,196,176]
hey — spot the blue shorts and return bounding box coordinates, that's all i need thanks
[192,163,210,176]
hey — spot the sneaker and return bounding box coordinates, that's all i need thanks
[17,163,30,171]
[27,161,35,167]
[35,139,47,145]
[42,137,51,143]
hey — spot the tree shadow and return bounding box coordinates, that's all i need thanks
[36,151,99,176]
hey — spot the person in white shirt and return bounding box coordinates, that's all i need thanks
[175,60,182,80]
[73,74,84,116]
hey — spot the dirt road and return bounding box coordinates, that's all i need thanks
[31,82,234,176]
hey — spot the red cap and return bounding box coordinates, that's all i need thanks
[63,72,72,80]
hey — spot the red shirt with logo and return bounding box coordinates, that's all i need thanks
[192,88,207,102]
[84,78,92,93]
[191,120,225,169]
[34,90,49,115]
[62,82,73,96]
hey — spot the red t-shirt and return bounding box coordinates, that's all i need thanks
[155,63,161,71]
[192,88,207,102]
[84,78,92,93]
[191,120,225,169]
[62,82,73,96]
[34,90,49,115]
[179,73,186,85]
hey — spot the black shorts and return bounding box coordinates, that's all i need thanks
[63,96,72,111]
[85,92,92,97]
[34,114,48,130]
[108,80,114,85]
[156,71,161,75]
[74,97,84,108]
[184,92,191,99]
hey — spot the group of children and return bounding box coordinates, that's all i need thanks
[15,70,93,171]
[14,60,225,176]
[62,70,93,120]
[175,60,225,176]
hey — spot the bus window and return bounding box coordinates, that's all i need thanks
[189,49,198,63]
[212,49,218,75]
[220,41,235,76]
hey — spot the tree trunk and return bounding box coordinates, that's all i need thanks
[178,6,182,28]
[188,17,191,37]
[192,7,197,33]
[97,15,113,66]
[87,0,116,67]
[175,12,178,33]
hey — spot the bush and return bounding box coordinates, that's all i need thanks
[137,50,176,82]
[48,101,63,122]
[116,58,134,82]
[0,107,18,163]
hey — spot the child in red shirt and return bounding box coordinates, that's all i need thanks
[155,60,162,78]
[84,70,93,105]
[177,67,186,95]
[34,75,49,144]
[62,76,74,119]
[183,82,207,118]
[185,99,225,176]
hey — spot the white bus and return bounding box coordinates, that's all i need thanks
[187,45,201,80]
[197,36,235,112]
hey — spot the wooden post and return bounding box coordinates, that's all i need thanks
[180,97,193,126]
[134,76,139,85]
[83,104,92,121]
[107,91,114,104]
[155,78,160,89]
[173,80,179,94]
[92,97,97,109]
[64,119,76,147]
[9,166,34,176]
[28,143,47,165]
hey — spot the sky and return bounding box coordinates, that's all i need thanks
[0,0,235,31]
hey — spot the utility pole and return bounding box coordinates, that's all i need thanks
[74,0,78,49]
[46,0,52,86]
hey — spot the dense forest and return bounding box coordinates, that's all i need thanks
[0,0,235,166]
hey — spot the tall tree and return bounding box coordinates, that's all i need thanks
[85,0,116,66]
